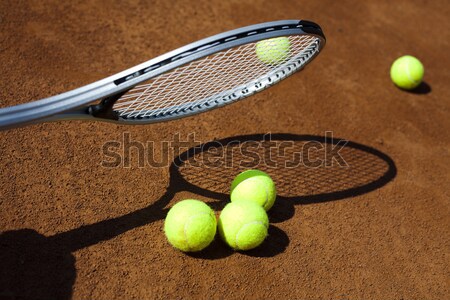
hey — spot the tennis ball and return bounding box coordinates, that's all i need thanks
[218,201,269,250]
[164,199,216,252]
[390,55,424,90]
[230,169,276,211]
[256,37,291,65]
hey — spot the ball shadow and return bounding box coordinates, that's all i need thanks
[269,196,296,223]
[242,225,290,258]
[402,81,431,95]
[186,238,233,260]
[187,225,289,260]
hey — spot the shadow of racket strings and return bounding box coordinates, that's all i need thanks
[175,133,397,222]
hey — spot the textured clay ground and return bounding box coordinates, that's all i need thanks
[0,0,449,299]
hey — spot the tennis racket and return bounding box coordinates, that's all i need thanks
[0,20,325,130]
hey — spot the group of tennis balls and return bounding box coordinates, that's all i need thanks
[164,169,276,252]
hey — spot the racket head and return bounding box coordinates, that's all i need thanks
[112,20,325,123]
[170,133,396,205]
[0,20,325,129]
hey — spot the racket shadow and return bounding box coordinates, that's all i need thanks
[0,133,396,299]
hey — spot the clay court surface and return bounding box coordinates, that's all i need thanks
[1,0,449,299]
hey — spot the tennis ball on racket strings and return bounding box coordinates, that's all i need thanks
[390,55,424,90]
[256,37,291,65]
[230,169,277,211]
[164,199,216,252]
[218,201,269,251]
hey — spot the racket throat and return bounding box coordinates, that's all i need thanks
[88,91,126,120]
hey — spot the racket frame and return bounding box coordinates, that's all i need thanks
[0,20,325,130]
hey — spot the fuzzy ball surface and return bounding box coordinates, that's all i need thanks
[164,199,216,252]
[390,55,424,90]
[218,201,269,251]
[230,169,277,211]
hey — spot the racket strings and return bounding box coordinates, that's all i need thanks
[177,140,390,198]
[113,35,319,119]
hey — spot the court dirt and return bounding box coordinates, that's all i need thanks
[0,0,449,299]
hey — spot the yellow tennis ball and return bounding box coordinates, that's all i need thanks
[218,201,269,250]
[164,199,216,252]
[390,55,424,90]
[230,169,277,211]
[256,37,291,65]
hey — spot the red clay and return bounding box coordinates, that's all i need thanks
[0,0,449,299]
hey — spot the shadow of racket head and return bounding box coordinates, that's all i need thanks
[169,133,397,221]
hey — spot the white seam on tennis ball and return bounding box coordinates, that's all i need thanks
[183,211,211,251]
[234,220,267,250]
[404,61,418,84]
